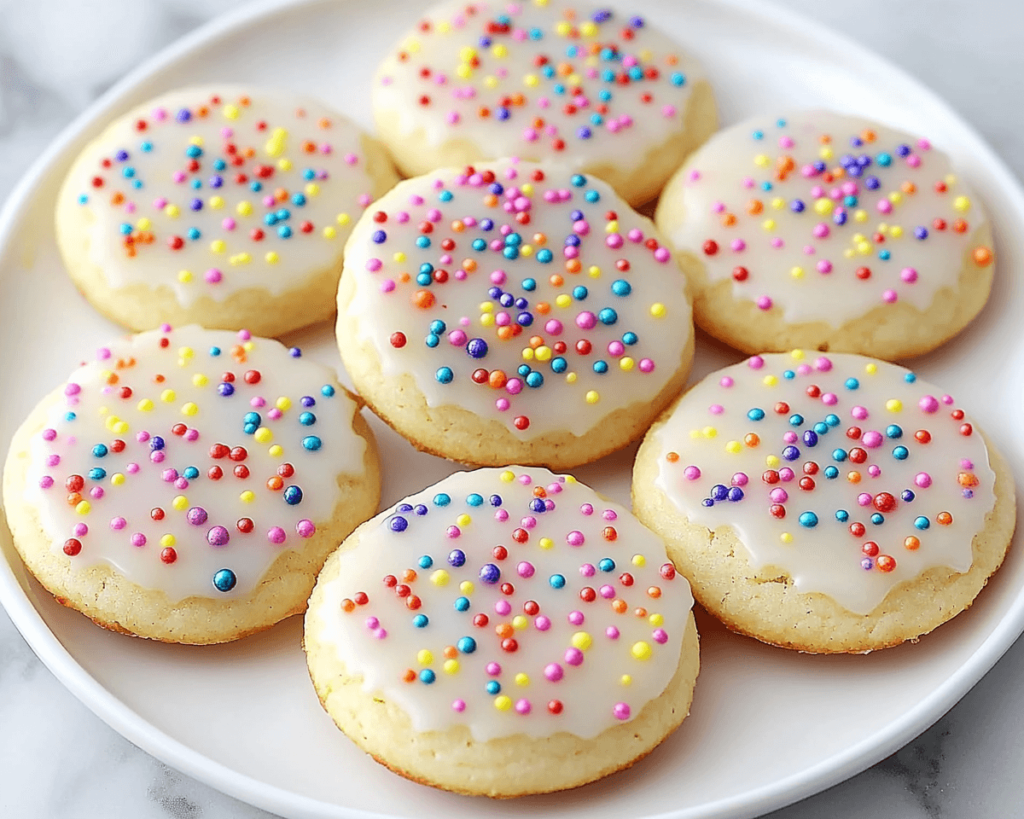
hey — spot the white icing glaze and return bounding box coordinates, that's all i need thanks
[650,352,995,615]
[65,85,380,306]
[314,467,692,742]
[23,326,366,602]
[374,0,705,175]
[342,159,692,439]
[661,110,992,327]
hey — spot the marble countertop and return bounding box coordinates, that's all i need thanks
[1,0,1022,817]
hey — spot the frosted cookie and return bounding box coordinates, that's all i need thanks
[655,111,995,358]
[56,86,398,337]
[2,326,381,644]
[632,352,1015,653]
[305,466,698,797]
[372,0,717,206]
[336,159,694,469]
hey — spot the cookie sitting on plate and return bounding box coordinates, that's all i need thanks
[336,158,694,469]
[632,351,1015,653]
[655,111,995,359]
[55,85,398,338]
[2,325,381,644]
[372,0,717,206]
[305,466,699,797]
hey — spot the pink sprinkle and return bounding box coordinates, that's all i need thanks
[452,699,466,712]
[515,699,531,715]
[505,378,522,396]
[868,465,881,478]
[45,454,60,467]
[297,520,315,538]
[568,610,584,626]
[495,600,511,616]
[606,233,624,249]
[545,663,563,681]
[683,465,701,480]
[73,523,87,537]
[613,703,631,720]
[662,104,676,117]
[813,224,831,239]
[268,408,282,420]
[535,615,551,631]
[495,509,509,522]
[915,473,933,488]
[172,171,186,184]
[365,258,382,272]
[720,376,734,388]
[654,248,672,264]
[380,279,395,293]
[373,628,387,639]
[882,289,898,303]
[39,477,54,489]
[110,517,126,530]
[731,239,746,252]
[652,629,668,644]
[205,268,222,284]
[942,395,954,405]
[778,468,795,482]
[365,616,380,630]
[268,527,286,544]
[447,526,461,538]
[639,358,655,373]
[709,404,724,415]
[222,218,236,230]
[567,531,585,547]
[779,136,794,149]
[901,267,918,283]
[919,395,939,413]
[770,238,784,248]
[580,503,594,516]
[545,319,563,334]
[564,648,584,667]
[816,357,833,372]
[602,509,617,521]
[817,259,833,274]
[822,393,838,405]
[448,330,467,346]
[599,584,615,599]
[251,397,266,408]
[862,431,883,448]
[495,398,510,411]
[486,662,501,676]
[64,383,81,396]
[579,563,595,577]
[756,296,773,310]
[877,200,893,214]
[608,341,625,357]
[606,626,620,639]
[627,228,644,243]
[150,451,165,463]
[852,406,869,420]
[858,492,873,507]
[749,356,765,370]
[130,533,146,547]
[126,463,139,474]
[576,311,597,330]
[490,269,507,285]
[88,486,103,498]
[907,155,922,168]
[770,488,788,503]
[783,431,797,444]
[732,472,749,487]
[517,562,534,578]
[520,516,537,529]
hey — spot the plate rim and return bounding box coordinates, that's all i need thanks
[1,0,1024,817]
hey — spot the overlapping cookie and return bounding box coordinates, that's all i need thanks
[336,158,694,469]
[56,85,398,337]
[3,326,381,643]
[305,466,698,797]
[373,0,717,206]
[655,111,995,358]
[632,351,1015,653]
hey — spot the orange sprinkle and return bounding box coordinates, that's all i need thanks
[402,669,416,683]
[549,274,564,287]
[847,471,861,484]
[647,586,662,599]
[973,247,993,266]
[952,218,968,233]
[612,599,628,614]
[488,370,508,389]
[721,213,737,227]
[413,289,435,309]
[341,598,355,613]
[535,302,550,314]
[532,232,548,246]
[904,536,920,551]
[634,607,648,618]
[744,433,760,447]
[747,199,763,215]
[666,451,679,462]
[443,646,458,659]
[401,569,417,582]
[497,325,514,341]
[937,511,953,526]
[105,373,119,385]
[565,259,582,274]
[862,129,876,143]
[462,259,477,272]
[266,476,283,491]
[484,193,498,207]
[302,141,316,153]
[529,335,544,349]
[496,623,514,639]
[451,220,465,232]
[533,486,547,498]
[901,181,917,195]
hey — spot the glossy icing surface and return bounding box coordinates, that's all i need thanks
[65,86,380,306]
[661,111,993,327]
[341,159,692,438]
[651,352,994,614]
[374,0,705,174]
[23,326,365,601]
[315,467,693,741]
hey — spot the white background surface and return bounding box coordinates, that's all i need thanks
[0,1,1022,817]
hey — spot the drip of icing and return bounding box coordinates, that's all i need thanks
[316,466,692,741]
[652,351,994,615]
[24,326,365,601]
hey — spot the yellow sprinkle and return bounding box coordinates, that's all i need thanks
[305,182,320,197]
[649,613,664,626]
[790,266,804,279]
[512,616,528,631]
[725,440,742,454]
[459,45,476,61]
[766,455,780,467]
[178,269,192,283]
[164,204,179,218]
[565,372,577,384]
[272,397,290,412]
[555,294,572,308]
[492,43,508,58]
[265,252,279,264]
[619,357,634,371]
[160,389,175,402]
[762,218,776,232]
[223,104,239,120]
[500,470,515,483]
[443,660,459,675]
[886,399,903,412]
[460,581,474,595]
[605,220,619,234]
[137,399,154,412]
[689,429,701,440]
[336,213,350,226]
[571,632,592,651]
[254,428,273,444]
[556,20,571,35]
[631,641,652,660]
[268,445,283,457]
[456,64,472,79]
[265,128,289,158]
[771,197,785,210]
[277,158,292,171]
[431,570,449,586]
[111,473,125,486]
[890,225,904,238]
[580,20,598,36]
[456,514,471,526]
[172,495,188,512]
[494,695,512,711]
[236,201,252,216]
[113,421,128,435]
[393,251,407,263]
[181,402,198,416]
[483,76,498,89]
[763,375,778,386]
[954,195,971,212]
[210,240,226,253]
[650,303,666,318]
[855,212,869,225]
[323,227,336,239]
[754,153,770,168]
[524,74,539,87]
[620,675,632,686]
[791,350,805,360]
[702,426,717,438]
[888,192,902,205]
[820,147,834,160]
[520,245,533,257]
[521,348,535,361]
[535,346,552,362]
[229,253,251,266]
[240,491,255,504]
[479,302,494,313]
[585,390,600,405]
[539,537,554,550]
[75,501,91,516]
[631,554,646,567]
[588,265,601,278]
[209,196,224,210]
[480,313,495,327]
[946,173,957,186]
[103,415,117,431]
[865,363,878,374]
[843,249,855,259]
[814,199,833,215]
[179,346,194,359]
[160,534,175,547]
[417,650,433,666]
[781,532,793,544]
[512,672,531,688]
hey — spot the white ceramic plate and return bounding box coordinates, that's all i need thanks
[2,0,1024,817]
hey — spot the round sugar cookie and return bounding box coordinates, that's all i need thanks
[2,326,381,644]
[372,0,717,206]
[56,85,399,338]
[304,466,699,797]
[654,110,995,359]
[336,159,694,469]
[632,351,1015,653]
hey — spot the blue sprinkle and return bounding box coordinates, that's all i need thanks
[748,408,765,421]
[599,558,615,572]
[455,597,470,613]
[213,569,236,592]
[915,516,930,530]
[448,548,465,566]
[434,494,451,507]
[388,515,408,533]
[413,615,428,628]
[458,636,476,653]
[283,486,303,505]
[835,509,849,522]
[467,493,483,507]
[549,574,566,589]
[799,512,819,528]
[92,444,108,458]
[486,680,501,695]
[420,670,436,684]
[302,436,321,450]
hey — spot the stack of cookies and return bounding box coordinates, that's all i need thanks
[1,0,1013,800]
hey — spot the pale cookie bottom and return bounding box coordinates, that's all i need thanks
[55,135,398,339]
[336,278,694,470]
[654,188,994,359]
[632,422,1016,653]
[373,80,718,208]
[305,540,700,798]
[2,395,382,645]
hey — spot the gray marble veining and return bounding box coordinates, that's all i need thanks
[0,1,1022,817]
